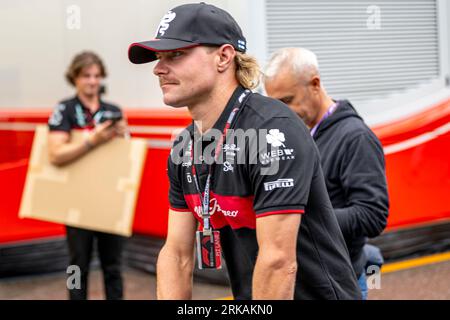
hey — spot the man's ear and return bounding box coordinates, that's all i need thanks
[310,76,321,93]
[216,44,236,73]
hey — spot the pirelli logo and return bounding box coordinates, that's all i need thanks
[263,178,294,191]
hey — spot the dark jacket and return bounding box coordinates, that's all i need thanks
[313,100,389,276]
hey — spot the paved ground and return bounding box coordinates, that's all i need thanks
[0,267,232,300]
[368,260,450,300]
[1,259,449,300]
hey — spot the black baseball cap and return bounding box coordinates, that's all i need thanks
[128,2,247,64]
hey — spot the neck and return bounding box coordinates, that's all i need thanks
[310,94,334,128]
[78,92,100,113]
[189,81,239,134]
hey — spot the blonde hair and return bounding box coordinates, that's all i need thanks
[234,52,260,90]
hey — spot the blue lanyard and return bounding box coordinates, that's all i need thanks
[75,103,104,127]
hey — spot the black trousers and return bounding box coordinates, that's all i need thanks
[66,226,125,300]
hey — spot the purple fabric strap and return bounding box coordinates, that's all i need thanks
[310,102,339,137]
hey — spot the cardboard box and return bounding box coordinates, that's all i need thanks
[19,125,148,237]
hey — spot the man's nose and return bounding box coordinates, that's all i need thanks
[153,59,168,76]
[88,76,99,84]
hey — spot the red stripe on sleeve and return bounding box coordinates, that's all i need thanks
[257,209,304,218]
[169,206,192,213]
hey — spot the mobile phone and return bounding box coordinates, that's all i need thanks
[100,111,123,126]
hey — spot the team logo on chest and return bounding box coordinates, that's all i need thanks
[194,198,239,218]
[259,129,296,165]
[266,129,286,147]
[222,143,240,173]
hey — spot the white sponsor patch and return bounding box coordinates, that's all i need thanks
[260,129,295,165]
[264,178,294,191]
[266,129,286,147]
[48,104,66,126]
[223,143,240,152]
[259,148,295,165]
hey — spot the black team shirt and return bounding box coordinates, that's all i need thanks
[48,96,122,132]
[167,86,361,300]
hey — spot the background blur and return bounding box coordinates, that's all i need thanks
[1,0,449,300]
[1,0,449,124]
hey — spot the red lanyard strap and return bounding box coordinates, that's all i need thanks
[190,90,251,231]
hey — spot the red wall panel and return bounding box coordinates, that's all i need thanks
[0,100,449,243]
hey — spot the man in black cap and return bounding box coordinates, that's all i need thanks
[129,3,361,300]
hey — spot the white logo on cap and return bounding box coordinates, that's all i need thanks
[156,10,176,37]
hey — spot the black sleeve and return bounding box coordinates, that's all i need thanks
[167,140,190,212]
[248,117,315,217]
[48,103,72,132]
[111,104,123,113]
[334,132,389,238]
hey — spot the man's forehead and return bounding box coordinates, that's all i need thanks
[265,69,298,94]
[80,64,101,74]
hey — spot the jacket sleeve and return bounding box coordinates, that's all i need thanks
[334,132,389,238]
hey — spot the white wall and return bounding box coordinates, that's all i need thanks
[1,0,447,122]
[0,0,250,109]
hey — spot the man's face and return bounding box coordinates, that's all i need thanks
[153,46,219,108]
[74,64,102,98]
[265,68,319,128]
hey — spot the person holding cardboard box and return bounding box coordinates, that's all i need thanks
[47,51,128,300]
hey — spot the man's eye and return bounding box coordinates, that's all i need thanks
[171,51,184,58]
[280,97,293,104]
[156,51,184,61]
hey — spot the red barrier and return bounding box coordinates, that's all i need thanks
[0,100,449,243]
[384,134,450,228]
[0,159,65,243]
[372,98,450,228]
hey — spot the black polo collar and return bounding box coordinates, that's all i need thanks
[74,95,105,116]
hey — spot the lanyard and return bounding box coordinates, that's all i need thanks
[190,89,251,232]
[75,103,104,127]
[310,101,339,137]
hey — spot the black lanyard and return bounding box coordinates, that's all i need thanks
[190,89,251,232]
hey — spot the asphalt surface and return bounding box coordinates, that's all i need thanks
[369,260,450,300]
[1,259,449,300]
